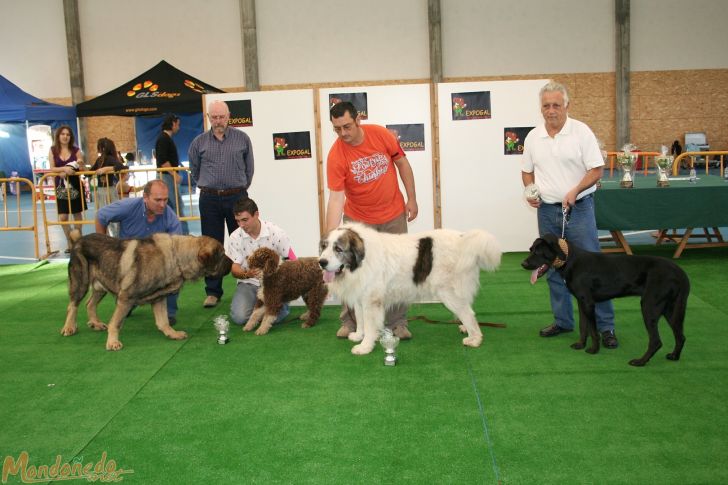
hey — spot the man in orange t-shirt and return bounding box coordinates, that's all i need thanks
[325,101,418,340]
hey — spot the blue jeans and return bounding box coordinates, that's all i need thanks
[537,196,615,332]
[167,293,178,318]
[161,173,189,235]
[199,190,247,299]
[230,282,289,325]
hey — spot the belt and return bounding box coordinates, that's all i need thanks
[199,186,245,196]
[544,194,593,206]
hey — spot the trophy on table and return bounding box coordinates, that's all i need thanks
[617,144,638,189]
[655,148,674,187]
[214,315,231,345]
[379,328,400,366]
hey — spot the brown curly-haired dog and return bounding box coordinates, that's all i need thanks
[243,247,328,335]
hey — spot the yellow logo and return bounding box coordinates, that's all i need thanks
[125,79,180,100]
[2,451,133,483]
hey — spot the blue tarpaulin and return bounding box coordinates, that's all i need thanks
[0,74,77,179]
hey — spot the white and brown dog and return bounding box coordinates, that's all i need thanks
[319,223,501,355]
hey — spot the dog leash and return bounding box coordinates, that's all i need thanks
[561,205,571,238]
[408,315,506,328]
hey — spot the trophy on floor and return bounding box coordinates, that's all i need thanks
[380,328,400,366]
[617,144,637,189]
[214,315,230,345]
[655,153,674,188]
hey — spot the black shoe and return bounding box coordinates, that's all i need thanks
[601,330,619,349]
[169,316,177,327]
[539,324,573,337]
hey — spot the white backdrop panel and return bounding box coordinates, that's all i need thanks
[203,90,320,257]
[438,80,548,252]
[318,84,435,234]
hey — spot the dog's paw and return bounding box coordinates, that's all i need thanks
[629,358,647,366]
[60,326,77,336]
[336,326,353,338]
[254,326,270,336]
[458,324,467,334]
[242,322,257,332]
[351,343,374,355]
[299,311,310,321]
[106,340,123,351]
[301,322,314,328]
[462,336,482,348]
[570,341,585,350]
[168,330,188,340]
[348,332,364,342]
[87,320,107,331]
[585,346,599,355]
[666,352,680,361]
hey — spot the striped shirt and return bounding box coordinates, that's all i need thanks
[188,127,254,190]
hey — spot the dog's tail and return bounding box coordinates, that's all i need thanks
[460,230,501,272]
[67,236,90,304]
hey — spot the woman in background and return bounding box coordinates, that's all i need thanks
[91,137,126,237]
[48,125,86,253]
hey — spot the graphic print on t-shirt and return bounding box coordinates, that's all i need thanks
[350,153,389,184]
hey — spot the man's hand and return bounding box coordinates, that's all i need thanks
[406,199,419,222]
[563,187,579,208]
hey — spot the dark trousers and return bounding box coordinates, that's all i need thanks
[199,190,247,298]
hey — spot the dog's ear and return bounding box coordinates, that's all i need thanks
[345,229,365,271]
[539,234,565,260]
[198,241,215,265]
[263,250,280,274]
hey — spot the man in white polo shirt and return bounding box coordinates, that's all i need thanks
[521,81,617,349]
[225,197,295,326]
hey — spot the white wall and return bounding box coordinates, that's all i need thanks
[631,0,728,71]
[257,0,430,85]
[438,80,547,251]
[77,0,244,96]
[0,0,70,97]
[2,0,728,98]
[442,0,616,76]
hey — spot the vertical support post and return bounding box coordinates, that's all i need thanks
[616,0,630,149]
[240,0,259,92]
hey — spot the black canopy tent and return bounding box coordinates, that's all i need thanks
[75,61,224,172]
[75,60,223,117]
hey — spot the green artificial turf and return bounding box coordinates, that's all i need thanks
[0,246,727,484]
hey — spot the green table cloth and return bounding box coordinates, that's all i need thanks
[594,175,728,230]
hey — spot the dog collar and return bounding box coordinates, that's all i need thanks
[553,238,569,268]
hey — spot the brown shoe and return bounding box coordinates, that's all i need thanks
[336,325,353,338]
[392,325,412,340]
[203,295,219,308]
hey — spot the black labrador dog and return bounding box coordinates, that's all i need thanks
[521,234,689,366]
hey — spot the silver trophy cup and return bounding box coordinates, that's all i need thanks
[523,183,541,203]
[379,329,400,366]
[214,315,231,345]
[655,155,673,187]
[617,153,636,189]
